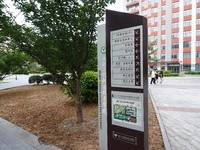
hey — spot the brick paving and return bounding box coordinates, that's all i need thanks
[149,75,200,150]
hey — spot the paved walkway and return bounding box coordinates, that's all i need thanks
[149,75,200,150]
[0,75,31,90]
[0,75,61,150]
[0,118,61,150]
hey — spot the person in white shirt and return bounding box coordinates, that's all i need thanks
[150,69,156,84]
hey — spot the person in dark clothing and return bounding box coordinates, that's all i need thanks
[160,68,164,84]
[155,69,159,83]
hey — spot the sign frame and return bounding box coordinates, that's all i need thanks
[106,10,148,150]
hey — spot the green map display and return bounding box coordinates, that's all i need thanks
[113,104,137,123]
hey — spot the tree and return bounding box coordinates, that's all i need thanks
[0,0,115,123]
[0,48,31,80]
[148,40,160,64]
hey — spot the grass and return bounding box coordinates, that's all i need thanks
[0,85,164,150]
[0,82,10,84]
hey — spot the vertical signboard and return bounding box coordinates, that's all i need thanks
[106,10,148,150]
[98,24,108,150]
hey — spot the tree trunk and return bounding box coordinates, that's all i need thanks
[75,77,83,123]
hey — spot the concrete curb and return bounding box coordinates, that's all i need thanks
[149,89,172,150]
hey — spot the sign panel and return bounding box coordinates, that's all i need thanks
[111,26,143,88]
[98,24,108,150]
[111,91,144,132]
[106,10,148,150]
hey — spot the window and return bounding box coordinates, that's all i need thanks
[161,54,165,59]
[172,43,179,49]
[184,9,192,16]
[183,65,191,71]
[161,45,165,50]
[161,15,165,21]
[197,8,200,14]
[183,52,191,58]
[197,19,200,25]
[148,18,151,24]
[197,41,200,47]
[183,42,191,48]
[197,52,200,58]
[153,36,158,41]
[172,2,179,8]
[141,10,147,15]
[141,1,145,7]
[161,35,165,40]
[183,31,191,37]
[148,0,151,5]
[161,5,165,11]
[151,7,158,13]
[154,17,158,22]
[172,12,179,18]
[148,37,152,42]
[172,33,179,39]
[183,0,192,5]
[161,25,165,30]
[172,22,179,28]
[148,27,151,34]
[152,45,158,50]
[171,53,179,59]
[151,26,157,32]
[184,20,191,27]
[197,29,200,36]
[196,64,200,71]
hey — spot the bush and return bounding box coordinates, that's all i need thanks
[42,74,53,84]
[80,71,98,104]
[29,75,43,84]
[185,71,200,75]
[163,70,172,74]
[164,73,179,76]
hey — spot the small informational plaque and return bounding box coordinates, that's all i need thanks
[111,91,144,132]
[110,26,143,89]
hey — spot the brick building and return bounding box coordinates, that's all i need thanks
[124,0,200,72]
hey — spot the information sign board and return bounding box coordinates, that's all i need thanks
[110,26,143,88]
[105,10,148,150]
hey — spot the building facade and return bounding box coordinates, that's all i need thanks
[124,0,200,72]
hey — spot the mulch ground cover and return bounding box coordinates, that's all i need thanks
[0,84,164,150]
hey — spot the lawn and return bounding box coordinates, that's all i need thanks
[0,85,164,150]
[0,82,9,84]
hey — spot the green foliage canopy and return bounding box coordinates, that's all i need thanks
[0,0,115,123]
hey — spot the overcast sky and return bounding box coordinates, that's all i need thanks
[107,0,124,12]
[5,0,124,25]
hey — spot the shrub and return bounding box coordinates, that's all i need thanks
[29,75,43,84]
[164,73,179,76]
[163,70,172,74]
[185,71,200,75]
[80,71,98,104]
[42,74,53,84]
[64,71,98,104]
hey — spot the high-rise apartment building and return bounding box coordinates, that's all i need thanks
[124,0,200,72]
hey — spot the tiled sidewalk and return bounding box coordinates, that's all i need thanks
[149,75,200,150]
[0,118,61,150]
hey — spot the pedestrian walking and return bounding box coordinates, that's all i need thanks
[159,68,164,84]
[150,69,156,84]
[155,69,159,83]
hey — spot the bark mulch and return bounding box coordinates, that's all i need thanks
[0,84,164,150]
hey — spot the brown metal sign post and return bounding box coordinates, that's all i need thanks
[106,10,148,150]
